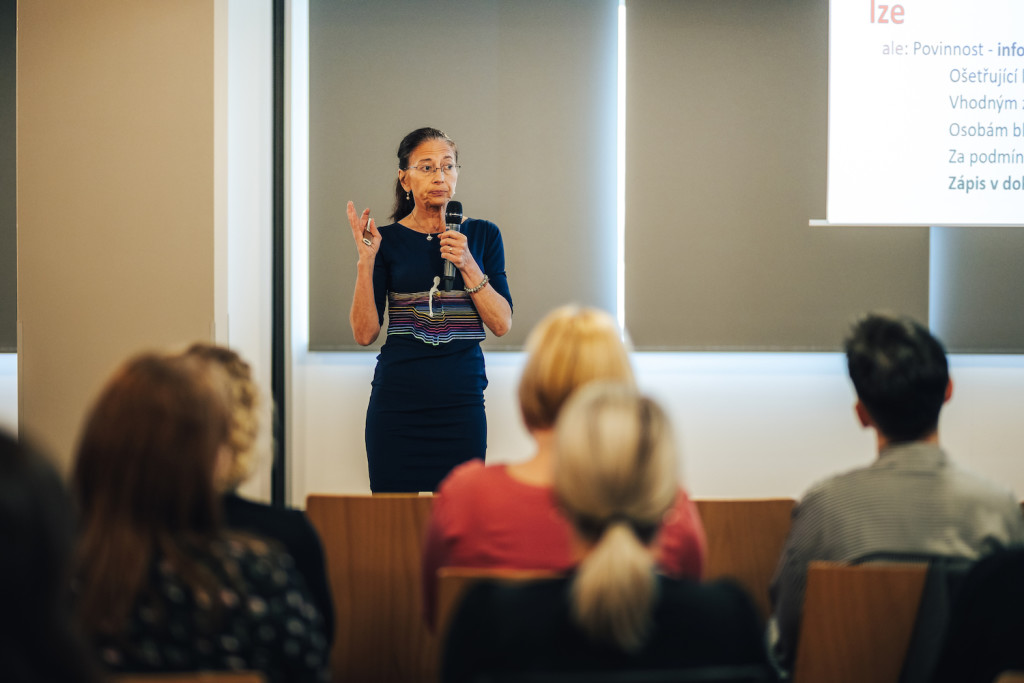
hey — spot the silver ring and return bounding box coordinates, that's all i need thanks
[362,238,372,247]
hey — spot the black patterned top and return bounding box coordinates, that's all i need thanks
[92,536,329,683]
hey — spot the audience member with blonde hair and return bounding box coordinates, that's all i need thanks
[184,343,263,491]
[184,343,335,644]
[442,384,773,682]
[0,431,102,683]
[73,353,328,682]
[421,305,706,627]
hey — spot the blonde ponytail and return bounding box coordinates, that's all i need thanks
[554,382,679,653]
[572,521,657,652]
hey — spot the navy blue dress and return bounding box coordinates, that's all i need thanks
[365,218,512,493]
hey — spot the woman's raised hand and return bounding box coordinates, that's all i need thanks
[346,200,380,259]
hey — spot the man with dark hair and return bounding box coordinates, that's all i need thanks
[769,312,1024,673]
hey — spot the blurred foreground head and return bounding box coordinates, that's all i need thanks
[0,431,102,682]
[184,342,265,491]
[73,352,231,632]
[519,305,635,432]
[554,382,679,652]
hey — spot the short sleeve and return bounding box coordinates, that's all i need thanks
[421,459,486,629]
[656,489,708,579]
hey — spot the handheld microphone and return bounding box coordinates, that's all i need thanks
[442,200,463,291]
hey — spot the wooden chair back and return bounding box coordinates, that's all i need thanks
[306,494,436,683]
[114,674,266,683]
[791,561,929,683]
[693,498,795,619]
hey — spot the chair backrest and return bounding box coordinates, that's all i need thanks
[476,666,776,682]
[436,567,561,639]
[305,493,436,683]
[114,674,266,683]
[693,498,795,620]
[792,561,929,683]
[438,569,774,683]
[860,555,974,683]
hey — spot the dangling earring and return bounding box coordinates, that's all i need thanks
[406,190,410,201]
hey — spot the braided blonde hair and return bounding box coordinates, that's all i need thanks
[184,343,265,491]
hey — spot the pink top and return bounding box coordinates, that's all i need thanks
[421,459,707,628]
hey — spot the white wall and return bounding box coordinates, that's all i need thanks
[0,354,15,434]
[288,351,1024,503]
[4,342,1022,503]
[642,352,1024,498]
[225,0,274,500]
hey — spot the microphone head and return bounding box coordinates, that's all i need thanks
[445,200,463,226]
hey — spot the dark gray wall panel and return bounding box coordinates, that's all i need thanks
[624,0,930,350]
[1,0,15,352]
[931,227,1024,353]
[309,0,1022,353]
[309,0,619,350]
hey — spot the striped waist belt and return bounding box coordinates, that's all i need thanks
[387,290,485,346]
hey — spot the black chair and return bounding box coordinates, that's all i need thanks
[473,665,777,683]
[929,549,1024,683]
[851,552,974,683]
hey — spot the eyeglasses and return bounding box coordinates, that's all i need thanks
[405,163,461,177]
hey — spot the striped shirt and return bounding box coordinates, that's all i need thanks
[769,442,1024,670]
